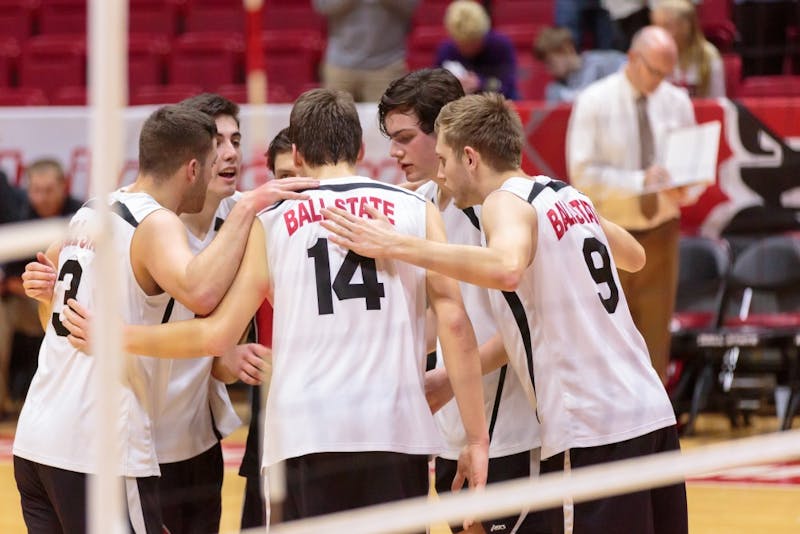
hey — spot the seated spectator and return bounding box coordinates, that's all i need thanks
[651,0,725,97]
[0,170,25,224]
[535,26,628,102]
[1,159,82,410]
[435,0,519,100]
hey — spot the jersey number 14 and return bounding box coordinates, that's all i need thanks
[307,238,385,315]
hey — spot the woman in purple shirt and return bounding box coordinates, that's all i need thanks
[435,0,519,100]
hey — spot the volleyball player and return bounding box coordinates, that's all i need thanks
[15,105,316,533]
[379,68,546,534]
[321,93,688,534]
[237,126,300,529]
[110,88,490,525]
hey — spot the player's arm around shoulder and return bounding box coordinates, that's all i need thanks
[131,209,214,313]
[125,219,271,359]
[598,215,646,272]
[480,189,538,291]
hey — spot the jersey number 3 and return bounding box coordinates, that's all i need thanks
[51,259,83,337]
[582,237,619,314]
[307,238,385,315]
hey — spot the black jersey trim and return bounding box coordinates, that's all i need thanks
[111,201,139,228]
[488,364,507,441]
[501,290,540,423]
[462,207,480,231]
[264,182,425,212]
[214,216,225,232]
[160,297,175,324]
[526,179,569,204]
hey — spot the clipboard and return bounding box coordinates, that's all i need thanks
[661,120,721,188]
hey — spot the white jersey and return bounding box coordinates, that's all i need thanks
[155,193,242,464]
[488,177,675,460]
[417,182,540,460]
[259,176,443,467]
[14,192,175,477]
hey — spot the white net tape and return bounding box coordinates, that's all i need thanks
[0,218,70,264]
[244,428,800,534]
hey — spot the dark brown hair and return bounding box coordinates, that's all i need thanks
[267,127,292,174]
[378,68,465,136]
[289,88,361,167]
[179,93,240,126]
[138,105,217,181]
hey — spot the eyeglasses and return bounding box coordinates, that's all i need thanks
[636,52,671,80]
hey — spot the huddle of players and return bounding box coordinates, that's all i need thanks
[18,68,687,534]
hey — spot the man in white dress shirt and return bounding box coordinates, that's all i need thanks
[566,25,697,382]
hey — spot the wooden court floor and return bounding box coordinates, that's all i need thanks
[0,414,798,533]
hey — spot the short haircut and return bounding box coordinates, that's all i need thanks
[378,68,465,137]
[445,0,491,42]
[289,88,361,167]
[435,93,523,172]
[138,105,217,181]
[533,27,574,61]
[179,92,240,126]
[26,158,65,182]
[267,127,292,174]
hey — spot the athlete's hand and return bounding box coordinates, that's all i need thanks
[452,441,489,530]
[62,298,92,353]
[425,367,454,413]
[219,343,271,386]
[244,177,320,211]
[22,252,57,304]
[320,205,398,259]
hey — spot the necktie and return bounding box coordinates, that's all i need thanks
[637,95,658,219]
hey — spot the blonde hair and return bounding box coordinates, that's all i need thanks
[652,0,719,97]
[444,0,491,43]
[435,93,523,172]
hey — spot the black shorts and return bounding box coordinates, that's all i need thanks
[539,425,688,534]
[14,455,163,534]
[436,450,550,533]
[158,441,224,534]
[282,451,428,523]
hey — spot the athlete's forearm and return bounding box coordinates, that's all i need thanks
[124,317,237,359]
[182,196,258,313]
[395,234,525,291]
[37,301,52,332]
[436,302,489,447]
[478,333,509,375]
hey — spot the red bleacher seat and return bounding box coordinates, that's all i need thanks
[697,0,732,27]
[51,85,86,105]
[496,24,545,55]
[169,32,244,91]
[184,2,245,33]
[0,37,20,87]
[129,34,170,92]
[262,5,324,33]
[39,0,86,35]
[492,0,554,27]
[722,53,742,98]
[130,84,204,105]
[408,27,448,70]
[216,83,294,104]
[702,20,737,54]
[517,53,552,101]
[129,0,181,37]
[0,0,38,43]
[261,30,321,99]
[739,75,800,97]
[20,35,86,101]
[412,2,449,29]
[0,87,47,106]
